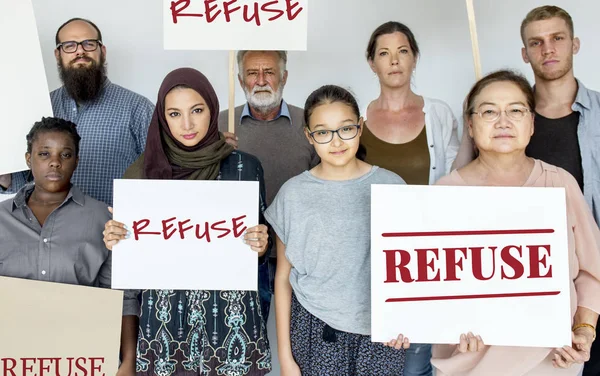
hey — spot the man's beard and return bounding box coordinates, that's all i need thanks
[243,82,284,114]
[58,54,107,103]
[531,54,574,82]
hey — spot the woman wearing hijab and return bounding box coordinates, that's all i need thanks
[103,67,272,376]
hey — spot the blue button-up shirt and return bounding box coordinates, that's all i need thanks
[240,100,293,125]
[4,80,154,205]
[574,80,600,224]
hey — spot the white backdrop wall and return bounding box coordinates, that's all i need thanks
[30,0,475,122]
[29,0,600,130]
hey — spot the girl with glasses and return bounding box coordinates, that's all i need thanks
[266,85,408,375]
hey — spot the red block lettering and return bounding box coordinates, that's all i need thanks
[471,246,496,281]
[75,357,89,376]
[500,245,524,280]
[285,0,303,20]
[90,357,105,376]
[133,219,161,240]
[443,247,468,281]
[2,358,16,376]
[38,358,55,376]
[383,249,414,283]
[22,358,36,375]
[162,217,177,240]
[528,244,552,278]
[415,248,441,282]
[261,0,284,21]
[232,215,247,237]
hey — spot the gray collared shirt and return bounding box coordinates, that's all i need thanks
[574,80,600,223]
[0,184,138,316]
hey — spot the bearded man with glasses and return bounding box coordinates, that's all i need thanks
[0,18,154,209]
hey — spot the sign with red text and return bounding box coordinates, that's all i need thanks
[0,0,53,175]
[0,276,123,376]
[112,179,259,290]
[164,0,308,50]
[371,185,571,347]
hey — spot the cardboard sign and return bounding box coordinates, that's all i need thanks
[371,185,571,347]
[0,0,53,175]
[164,0,308,50]
[112,179,259,290]
[0,276,123,376]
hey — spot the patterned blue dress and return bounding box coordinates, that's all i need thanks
[136,151,271,376]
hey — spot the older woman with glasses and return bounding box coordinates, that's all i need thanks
[428,70,600,376]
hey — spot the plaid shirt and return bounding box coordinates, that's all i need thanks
[4,79,154,205]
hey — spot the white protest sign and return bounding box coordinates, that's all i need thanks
[0,194,16,203]
[112,179,259,290]
[371,185,571,348]
[0,276,123,376]
[0,0,53,175]
[164,0,308,50]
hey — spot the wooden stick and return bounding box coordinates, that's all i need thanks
[466,0,482,80]
[228,50,236,133]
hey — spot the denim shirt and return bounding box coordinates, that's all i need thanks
[574,79,600,224]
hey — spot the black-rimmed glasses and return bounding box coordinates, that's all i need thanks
[56,39,103,54]
[308,124,361,144]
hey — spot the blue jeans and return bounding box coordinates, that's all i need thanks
[258,257,276,321]
[404,343,432,376]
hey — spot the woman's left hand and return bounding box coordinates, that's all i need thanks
[244,224,269,257]
[553,329,594,368]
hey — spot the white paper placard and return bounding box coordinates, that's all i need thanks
[164,0,308,50]
[0,0,53,175]
[371,185,571,348]
[0,194,16,203]
[112,179,259,290]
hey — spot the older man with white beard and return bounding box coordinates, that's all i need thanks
[219,50,318,321]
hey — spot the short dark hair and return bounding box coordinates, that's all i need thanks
[55,18,103,45]
[26,117,81,156]
[463,70,535,121]
[366,21,420,61]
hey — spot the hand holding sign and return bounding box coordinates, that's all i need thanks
[458,333,485,353]
[552,327,594,369]
[384,334,411,350]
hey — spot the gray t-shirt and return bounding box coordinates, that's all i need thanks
[265,166,405,335]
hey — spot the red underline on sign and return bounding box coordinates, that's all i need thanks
[385,291,560,303]
[381,229,555,237]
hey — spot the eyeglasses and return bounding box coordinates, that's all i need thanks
[471,105,532,122]
[308,124,361,144]
[56,39,103,54]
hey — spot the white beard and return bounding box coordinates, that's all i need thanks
[244,83,284,113]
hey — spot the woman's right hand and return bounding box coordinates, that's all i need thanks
[280,358,302,376]
[457,332,485,353]
[103,207,129,250]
